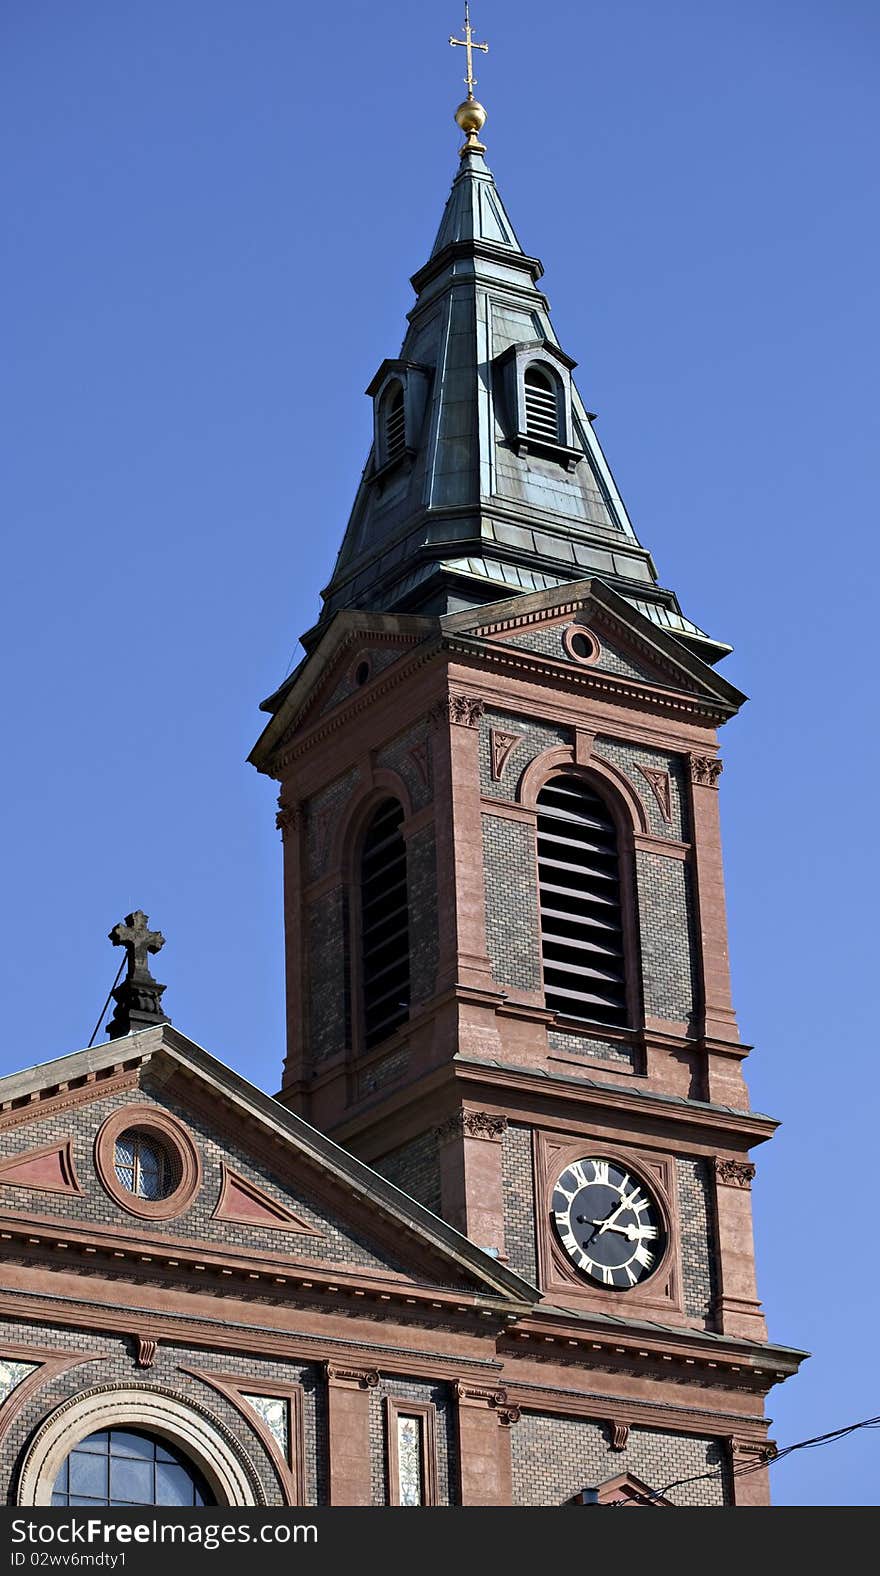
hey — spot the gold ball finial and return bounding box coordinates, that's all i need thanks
[455,97,487,135]
[455,97,487,155]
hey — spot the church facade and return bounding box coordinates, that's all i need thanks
[0,92,803,1509]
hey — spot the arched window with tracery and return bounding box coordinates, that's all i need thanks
[523,363,561,443]
[536,773,629,1026]
[360,798,410,1048]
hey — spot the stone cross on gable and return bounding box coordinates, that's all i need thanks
[109,910,165,981]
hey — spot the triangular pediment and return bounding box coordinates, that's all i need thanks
[569,1473,672,1507]
[0,1025,537,1310]
[443,579,745,715]
[250,609,436,771]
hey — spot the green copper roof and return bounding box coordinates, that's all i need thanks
[312,145,728,662]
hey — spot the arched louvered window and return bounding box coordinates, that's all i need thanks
[360,799,410,1048]
[536,774,629,1026]
[523,364,560,443]
[383,382,406,464]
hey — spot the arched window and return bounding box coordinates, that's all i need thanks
[523,364,560,443]
[360,799,410,1048]
[382,382,406,463]
[51,1428,213,1506]
[536,774,628,1026]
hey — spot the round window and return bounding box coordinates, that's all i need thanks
[95,1107,201,1220]
[113,1131,175,1201]
[562,625,600,664]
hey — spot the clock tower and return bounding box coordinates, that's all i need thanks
[249,48,803,1504]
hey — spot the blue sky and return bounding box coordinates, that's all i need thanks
[2,1,878,1505]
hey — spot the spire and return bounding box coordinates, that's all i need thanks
[310,18,727,663]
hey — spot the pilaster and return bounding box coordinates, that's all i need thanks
[324,1363,377,1505]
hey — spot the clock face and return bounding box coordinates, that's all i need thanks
[551,1157,666,1289]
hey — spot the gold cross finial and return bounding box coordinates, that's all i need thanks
[449,3,488,99]
[450,5,489,156]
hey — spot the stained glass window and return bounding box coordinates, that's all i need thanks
[0,1359,36,1405]
[114,1132,171,1200]
[242,1394,289,1458]
[396,1415,423,1507]
[51,1429,212,1506]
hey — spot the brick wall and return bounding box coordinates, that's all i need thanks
[636,851,697,1024]
[368,1376,456,1505]
[510,1412,729,1505]
[593,736,690,842]
[676,1157,719,1324]
[407,824,438,1004]
[375,723,433,812]
[482,814,542,993]
[547,1030,635,1069]
[0,1319,322,1506]
[0,1080,411,1275]
[306,887,348,1064]
[502,1125,537,1283]
[371,1131,442,1217]
[304,768,359,881]
[478,710,572,803]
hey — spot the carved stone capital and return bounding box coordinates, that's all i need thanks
[275,803,300,840]
[607,1419,629,1451]
[715,1158,756,1189]
[433,695,485,729]
[324,1362,379,1390]
[689,754,723,788]
[434,1111,508,1144]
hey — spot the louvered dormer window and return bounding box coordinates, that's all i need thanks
[360,798,410,1048]
[384,383,406,464]
[536,774,628,1027]
[524,364,560,443]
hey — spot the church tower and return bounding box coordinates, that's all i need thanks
[249,24,801,1503]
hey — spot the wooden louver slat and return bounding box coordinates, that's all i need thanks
[361,798,410,1049]
[537,774,629,1027]
[384,386,406,462]
[524,366,560,443]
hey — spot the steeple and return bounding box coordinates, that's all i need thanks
[313,39,727,664]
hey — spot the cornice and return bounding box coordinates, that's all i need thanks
[444,636,734,723]
[0,1208,526,1325]
[0,1062,145,1133]
[0,1285,506,1382]
[453,1056,778,1144]
[504,1311,804,1393]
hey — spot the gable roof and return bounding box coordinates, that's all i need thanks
[0,1023,539,1309]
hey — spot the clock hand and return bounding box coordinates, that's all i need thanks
[590,1219,639,1240]
[596,1184,640,1236]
